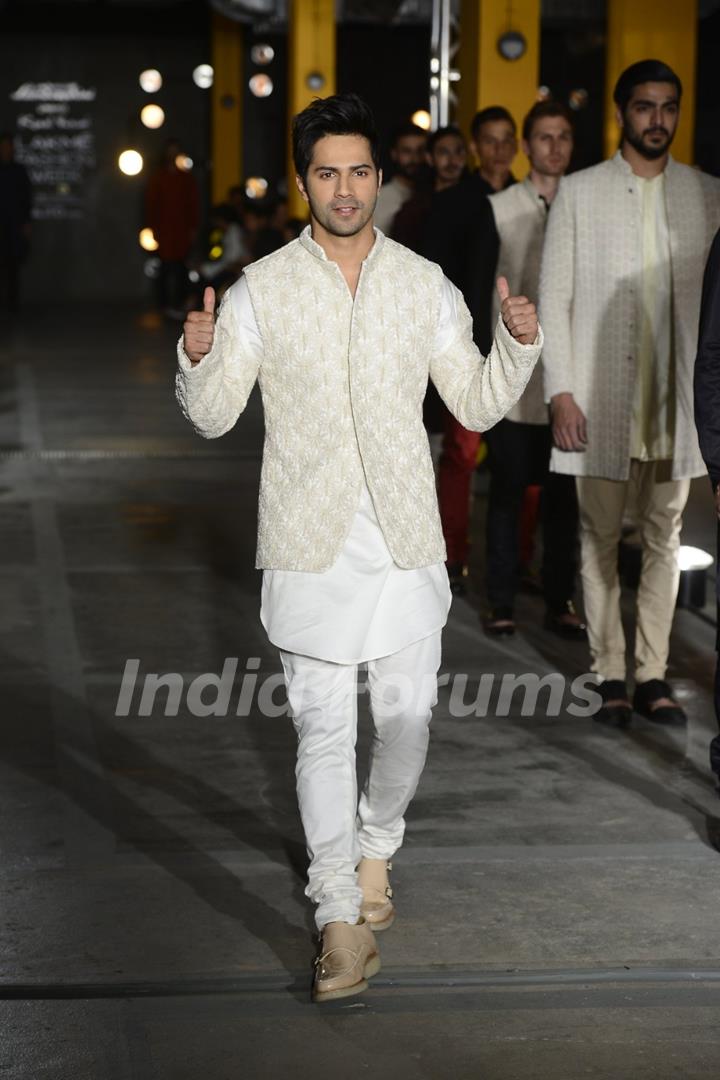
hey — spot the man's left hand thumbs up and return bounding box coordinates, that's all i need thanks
[496,276,538,345]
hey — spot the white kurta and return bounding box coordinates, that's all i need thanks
[228,275,457,664]
[630,172,673,461]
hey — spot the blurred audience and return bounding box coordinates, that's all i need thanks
[145,137,199,320]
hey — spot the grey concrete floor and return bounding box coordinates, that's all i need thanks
[2,303,720,1079]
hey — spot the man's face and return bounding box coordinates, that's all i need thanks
[618,81,679,160]
[523,115,573,177]
[296,134,380,238]
[429,134,467,186]
[390,133,427,179]
[472,119,517,171]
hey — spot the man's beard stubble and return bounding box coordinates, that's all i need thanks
[623,123,673,161]
[307,191,377,238]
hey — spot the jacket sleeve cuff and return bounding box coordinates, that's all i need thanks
[495,312,544,358]
[176,334,223,375]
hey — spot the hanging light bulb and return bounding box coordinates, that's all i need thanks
[139,69,162,93]
[139,228,158,252]
[193,65,214,89]
[118,150,143,176]
[140,104,165,130]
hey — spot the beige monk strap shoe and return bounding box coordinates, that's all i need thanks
[358,858,395,932]
[312,918,381,1003]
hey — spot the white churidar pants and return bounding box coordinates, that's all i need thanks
[280,631,442,931]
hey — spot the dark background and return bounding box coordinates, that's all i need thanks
[0,0,717,302]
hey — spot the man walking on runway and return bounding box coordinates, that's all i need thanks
[540,59,720,727]
[176,93,541,1001]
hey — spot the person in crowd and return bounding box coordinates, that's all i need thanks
[374,121,427,234]
[391,124,467,253]
[145,137,200,320]
[418,120,502,595]
[483,100,585,638]
[177,93,541,1002]
[540,59,720,726]
[195,203,248,298]
[0,132,32,314]
[470,106,518,195]
[693,227,720,791]
[244,198,285,260]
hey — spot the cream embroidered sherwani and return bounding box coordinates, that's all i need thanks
[539,152,720,684]
[539,151,720,482]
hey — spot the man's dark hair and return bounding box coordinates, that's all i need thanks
[389,122,427,148]
[613,59,682,112]
[470,105,517,141]
[427,124,466,155]
[292,92,380,182]
[522,100,574,142]
[210,202,239,225]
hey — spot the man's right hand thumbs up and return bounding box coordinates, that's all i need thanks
[183,286,216,365]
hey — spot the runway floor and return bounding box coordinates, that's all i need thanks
[2,303,720,1079]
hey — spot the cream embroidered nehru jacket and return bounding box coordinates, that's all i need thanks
[176,227,542,572]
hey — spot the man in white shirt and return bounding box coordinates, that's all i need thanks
[177,93,541,1003]
[540,60,720,728]
[484,101,583,639]
[373,121,427,234]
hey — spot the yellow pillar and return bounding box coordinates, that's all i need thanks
[457,0,540,172]
[287,0,336,218]
[211,13,243,204]
[605,0,697,164]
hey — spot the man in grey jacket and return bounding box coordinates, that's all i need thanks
[178,93,541,1002]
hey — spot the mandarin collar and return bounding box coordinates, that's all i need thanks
[612,148,675,178]
[298,224,385,266]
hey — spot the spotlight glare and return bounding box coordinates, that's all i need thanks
[251,43,275,65]
[677,545,714,572]
[411,109,431,131]
[144,257,161,279]
[569,88,589,111]
[140,104,165,130]
[249,73,273,98]
[118,149,143,176]
[139,69,162,93]
[139,227,158,252]
[245,176,268,199]
[175,154,193,171]
[193,64,214,89]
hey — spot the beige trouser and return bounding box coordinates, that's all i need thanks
[576,460,690,684]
